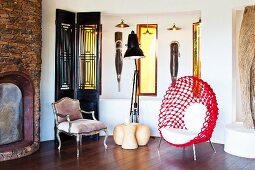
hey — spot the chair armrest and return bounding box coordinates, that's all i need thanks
[56,113,72,133]
[56,113,71,122]
[80,110,97,120]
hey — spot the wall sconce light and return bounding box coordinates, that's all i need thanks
[143,25,153,35]
[198,18,202,25]
[115,19,129,28]
[143,17,153,35]
[193,18,202,25]
[167,23,182,31]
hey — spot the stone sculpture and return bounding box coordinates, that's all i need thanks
[238,5,255,128]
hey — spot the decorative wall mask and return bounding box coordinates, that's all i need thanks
[115,32,123,91]
[170,41,180,83]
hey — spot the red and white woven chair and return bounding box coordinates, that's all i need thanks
[158,76,219,160]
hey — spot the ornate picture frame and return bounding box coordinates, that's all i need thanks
[193,20,201,78]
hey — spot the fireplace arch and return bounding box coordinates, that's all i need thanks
[0,71,38,161]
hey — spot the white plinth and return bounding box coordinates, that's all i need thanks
[224,122,255,158]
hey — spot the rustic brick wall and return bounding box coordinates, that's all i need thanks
[0,0,41,73]
[0,0,41,161]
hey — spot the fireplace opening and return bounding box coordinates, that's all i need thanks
[0,83,23,145]
[0,72,34,154]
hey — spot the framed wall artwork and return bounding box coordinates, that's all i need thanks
[193,19,201,78]
[137,24,158,96]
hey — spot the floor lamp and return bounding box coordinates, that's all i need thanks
[124,31,144,123]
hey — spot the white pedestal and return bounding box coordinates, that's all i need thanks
[224,122,255,158]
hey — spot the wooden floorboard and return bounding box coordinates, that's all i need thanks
[1,136,255,170]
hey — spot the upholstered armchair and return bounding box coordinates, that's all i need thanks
[52,97,108,157]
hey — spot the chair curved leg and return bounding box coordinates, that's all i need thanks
[76,134,80,158]
[192,144,197,161]
[80,135,82,146]
[209,139,216,153]
[103,129,108,149]
[56,129,61,151]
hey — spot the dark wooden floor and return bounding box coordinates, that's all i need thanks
[1,137,255,170]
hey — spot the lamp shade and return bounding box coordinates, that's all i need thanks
[124,31,145,59]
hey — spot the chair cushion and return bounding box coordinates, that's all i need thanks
[58,119,107,134]
[160,127,198,145]
[184,103,207,133]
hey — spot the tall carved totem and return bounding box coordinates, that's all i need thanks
[239,5,255,128]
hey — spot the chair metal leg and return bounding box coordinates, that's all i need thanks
[103,129,108,149]
[76,134,80,158]
[158,137,162,150]
[56,129,61,151]
[192,144,197,161]
[80,135,82,146]
[209,139,216,153]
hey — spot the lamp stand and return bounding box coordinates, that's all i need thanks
[129,60,139,123]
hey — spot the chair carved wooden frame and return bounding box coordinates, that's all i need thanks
[52,97,108,157]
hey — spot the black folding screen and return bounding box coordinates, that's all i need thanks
[55,9,101,121]
[55,9,75,99]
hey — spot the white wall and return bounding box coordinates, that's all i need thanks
[101,13,198,99]
[40,0,57,141]
[100,13,199,137]
[41,0,255,143]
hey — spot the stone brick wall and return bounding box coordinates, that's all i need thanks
[0,0,41,161]
[0,0,41,73]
